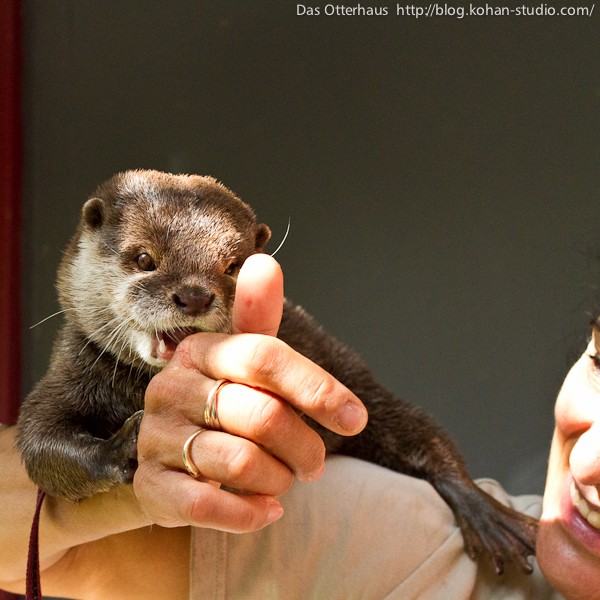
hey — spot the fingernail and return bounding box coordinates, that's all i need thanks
[310,461,326,482]
[299,460,326,483]
[266,500,284,524]
[335,401,368,433]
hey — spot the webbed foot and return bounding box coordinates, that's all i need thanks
[435,476,538,575]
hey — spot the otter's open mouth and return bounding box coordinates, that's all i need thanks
[151,328,200,363]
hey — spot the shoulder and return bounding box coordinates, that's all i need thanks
[190,458,559,600]
[192,457,463,599]
[476,477,544,519]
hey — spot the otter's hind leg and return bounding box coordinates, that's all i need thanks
[433,475,538,575]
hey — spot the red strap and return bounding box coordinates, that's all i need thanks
[26,489,45,600]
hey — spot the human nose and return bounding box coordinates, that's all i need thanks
[570,422,600,486]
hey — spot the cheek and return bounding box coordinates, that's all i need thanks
[123,278,165,316]
[554,356,600,440]
[569,424,600,485]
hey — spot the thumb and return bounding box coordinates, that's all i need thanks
[232,254,284,336]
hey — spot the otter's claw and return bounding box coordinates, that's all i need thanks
[106,410,144,483]
[435,476,538,575]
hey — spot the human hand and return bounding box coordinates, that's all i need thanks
[133,254,368,532]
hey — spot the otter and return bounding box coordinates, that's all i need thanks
[17,169,537,575]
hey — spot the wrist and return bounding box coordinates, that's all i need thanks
[41,484,152,557]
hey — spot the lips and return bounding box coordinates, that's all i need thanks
[556,477,600,555]
[151,327,200,363]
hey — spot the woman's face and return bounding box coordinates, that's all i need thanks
[538,326,600,599]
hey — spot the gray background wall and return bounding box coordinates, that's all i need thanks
[21,1,600,495]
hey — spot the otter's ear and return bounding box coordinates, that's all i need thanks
[82,198,105,230]
[255,223,271,252]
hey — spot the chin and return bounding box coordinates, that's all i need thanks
[538,522,600,599]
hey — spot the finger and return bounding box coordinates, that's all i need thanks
[208,383,325,481]
[143,363,211,423]
[232,253,284,336]
[144,371,325,482]
[174,333,368,437]
[134,468,284,532]
[160,426,296,495]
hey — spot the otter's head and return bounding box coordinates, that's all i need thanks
[58,169,271,370]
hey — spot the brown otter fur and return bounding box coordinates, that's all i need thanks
[17,170,537,574]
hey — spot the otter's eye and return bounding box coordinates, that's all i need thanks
[224,261,240,276]
[137,253,156,272]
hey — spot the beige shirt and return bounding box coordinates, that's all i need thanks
[190,457,562,599]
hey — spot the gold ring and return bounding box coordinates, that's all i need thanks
[182,428,207,478]
[204,379,230,431]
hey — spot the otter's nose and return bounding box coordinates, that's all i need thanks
[172,289,215,316]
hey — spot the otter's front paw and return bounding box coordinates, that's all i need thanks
[105,410,144,483]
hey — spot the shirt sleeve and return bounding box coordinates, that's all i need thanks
[190,456,562,600]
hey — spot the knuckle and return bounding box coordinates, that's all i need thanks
[184,486,211,524]
[223,444,258,484]
[305,436,326,473]
[136,412,173,459]
[173,335,197,370]
[247,394,281,441]
[237,335,286,382]
[298,373,337,413]
[144,368,198,426]
[144,369,186,415]
[144,374,171,411]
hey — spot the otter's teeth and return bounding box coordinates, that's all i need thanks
[158,338,167,356]
[571,482,600,530]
